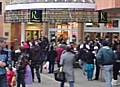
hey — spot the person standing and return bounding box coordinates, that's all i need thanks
[30,41,41,83]
[60,45,75,87]
[84,49,95,81]
[0,37,9,87]
[16,57,26,87]
[56,44,64,68]
[96,40,116,87]
[112,45,120,85]
[93,45,100,80]
[47,46,57,73]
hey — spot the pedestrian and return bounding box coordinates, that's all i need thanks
[6,65,16,87]
[93,45,100,80]
[47,46,57,73]
[30,41,41,83]
[84,49,95,81]
[96,40,116,87]
[24,59,32,85]
[112,45,120,86]
[16,57,26,87]
[60,45,75,87]
[0,37,9,87]
[56,44,64,68]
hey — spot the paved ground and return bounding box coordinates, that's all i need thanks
[19,62,120,87]
[25,68,120,87]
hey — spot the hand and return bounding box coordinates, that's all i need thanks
[99,65,103,68]
[0,61,6,67]
[59,66,63,72]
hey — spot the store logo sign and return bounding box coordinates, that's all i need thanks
[98,11,107,23]
[30,10,42,22]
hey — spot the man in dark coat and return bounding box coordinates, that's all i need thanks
[30,42,42,83]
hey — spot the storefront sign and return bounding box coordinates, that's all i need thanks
[30,10,42,22]
[98,11,107,23]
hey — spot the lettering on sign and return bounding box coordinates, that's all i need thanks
[98,11,107,23]
[30,10,42,22]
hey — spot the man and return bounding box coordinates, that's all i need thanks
[96,40,116,87]
[0,37,8,87]
[30,41,41,83]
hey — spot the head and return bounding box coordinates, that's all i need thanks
[102,40,109,46]
[66,45,72,52]
[8,65,13,71]
[116,45,120,52]
[50,46,54,50]
[0,37,7,48]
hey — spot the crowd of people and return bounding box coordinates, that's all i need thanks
[0,36,120,87]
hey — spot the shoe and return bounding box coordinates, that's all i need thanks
[38,78,41,83]
[32,79,34,82]
[88,78,93,81]
[93,78,98,80]
[112,79,118,86]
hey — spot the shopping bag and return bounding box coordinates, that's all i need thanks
[54,69,66,82]
[43,61,49,71]
[11,76,16,86]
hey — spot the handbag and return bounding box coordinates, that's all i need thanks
[54,68,66,82]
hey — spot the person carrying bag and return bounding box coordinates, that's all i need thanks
[54,67,66,82]
[59,45,75,87]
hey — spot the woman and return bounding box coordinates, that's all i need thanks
[60,45,75,87]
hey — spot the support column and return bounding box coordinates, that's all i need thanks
[118,19,120,40]
[21,23,25,43]
[42,22,48,37]
[78,22,84,42]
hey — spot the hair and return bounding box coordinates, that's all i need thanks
[50,46,54,50]
[102,40,109,46]
[66,46,71,52]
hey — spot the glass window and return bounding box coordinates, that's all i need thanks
[113,20,119,28]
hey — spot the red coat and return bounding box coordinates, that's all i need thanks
[6,70,15,86]
[55,47,64,64]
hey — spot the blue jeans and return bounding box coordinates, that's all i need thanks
[0,74,8,87]
[102,65,113,87]
[85,64,94,80]
[69,81,74,87]
[86,70,94,80]
[60,81,74,87]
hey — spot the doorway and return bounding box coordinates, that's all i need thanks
[25,30,39,40]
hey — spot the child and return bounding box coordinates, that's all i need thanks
[24,59,32,85]
[6,65,16,87]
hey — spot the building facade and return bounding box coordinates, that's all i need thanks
[4,0,96,45]
[3,0,120,46]
[93,0,120,39]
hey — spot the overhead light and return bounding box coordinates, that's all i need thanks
[55,0,57,2]
[74,0,77,2]
[45,0,48,2]
[85,23,93,26]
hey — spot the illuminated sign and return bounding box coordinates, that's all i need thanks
[98,11,107,23]
[30,10,42,22]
